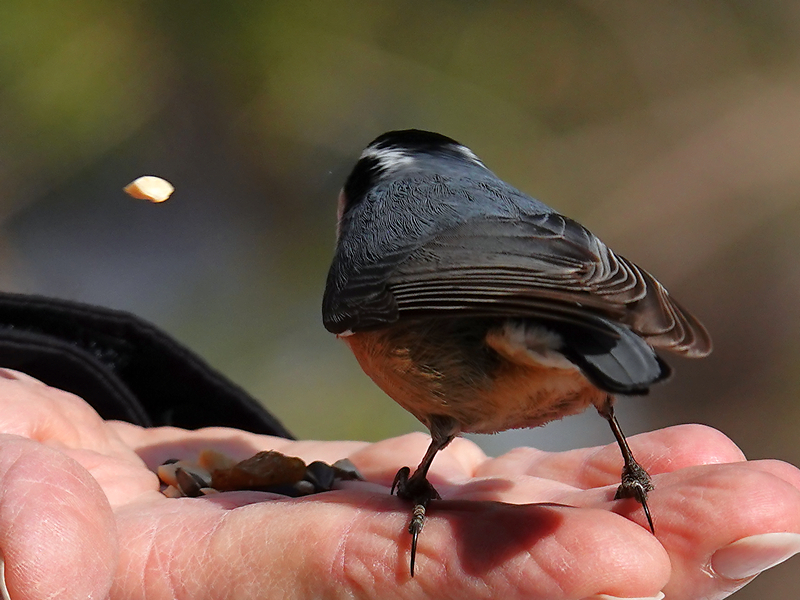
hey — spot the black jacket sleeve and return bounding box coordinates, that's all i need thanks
[0,292,293,439]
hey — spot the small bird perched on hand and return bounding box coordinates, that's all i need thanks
[322,129,712,576]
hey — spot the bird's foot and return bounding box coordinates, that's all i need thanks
[615,459,655,533]
[391,467,441,577]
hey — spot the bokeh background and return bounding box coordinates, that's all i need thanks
[2,1,799,596]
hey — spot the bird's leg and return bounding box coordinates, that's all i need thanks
[391,415,458,577]
[597,398,655,533]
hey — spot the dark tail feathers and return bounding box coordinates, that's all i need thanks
[551,319,671,395]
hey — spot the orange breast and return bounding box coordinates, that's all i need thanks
[343,322,606,435]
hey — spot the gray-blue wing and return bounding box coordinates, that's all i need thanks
[387,212,711,358]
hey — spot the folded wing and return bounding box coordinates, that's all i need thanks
[389,213,712,358]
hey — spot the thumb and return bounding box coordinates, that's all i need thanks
[0,435,117,599]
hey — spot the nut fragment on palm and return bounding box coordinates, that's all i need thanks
[211,451,307,492]
[123,175,174,203]
[156,449,364,498]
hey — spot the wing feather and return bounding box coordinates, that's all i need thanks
[388,214,711,357]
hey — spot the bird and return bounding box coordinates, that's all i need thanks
[322,129,712,576]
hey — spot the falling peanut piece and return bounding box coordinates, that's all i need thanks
[124,175,174,203]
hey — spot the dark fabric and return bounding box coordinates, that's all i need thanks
[0,292,294,439]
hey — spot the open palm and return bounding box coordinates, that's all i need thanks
[0,368,797,600]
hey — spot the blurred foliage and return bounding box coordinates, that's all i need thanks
[2,2,800,595]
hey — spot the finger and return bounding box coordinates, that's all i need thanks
[0,370,137,462]
[412,500,669,600]
[0,435,117,600]
[451,457,800,599]
[61,447,162,508]
[599,461,800,600]
[111,488,669,600]
[476,424,745,490]
[109,422,370,469]
[349,433,488,487]
[745,458,800,492]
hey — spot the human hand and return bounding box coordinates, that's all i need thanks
[0,368,798,600]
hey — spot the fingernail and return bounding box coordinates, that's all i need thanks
[712,532,800,580]
[0,557,9,600]
[583,593,664,600]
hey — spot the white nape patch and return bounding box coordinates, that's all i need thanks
[455,144,485,167]
[488,321,576,370]
[361,146,416,172]
[336,329,355,338]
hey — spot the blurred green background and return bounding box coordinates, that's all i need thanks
[2,1,799,596]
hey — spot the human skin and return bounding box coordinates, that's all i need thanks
[0,368,797,599]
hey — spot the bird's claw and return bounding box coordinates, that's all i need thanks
[391,466,411,496]
[409,503,426,577]
[615,459,655,534]
[391,467,441,576]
